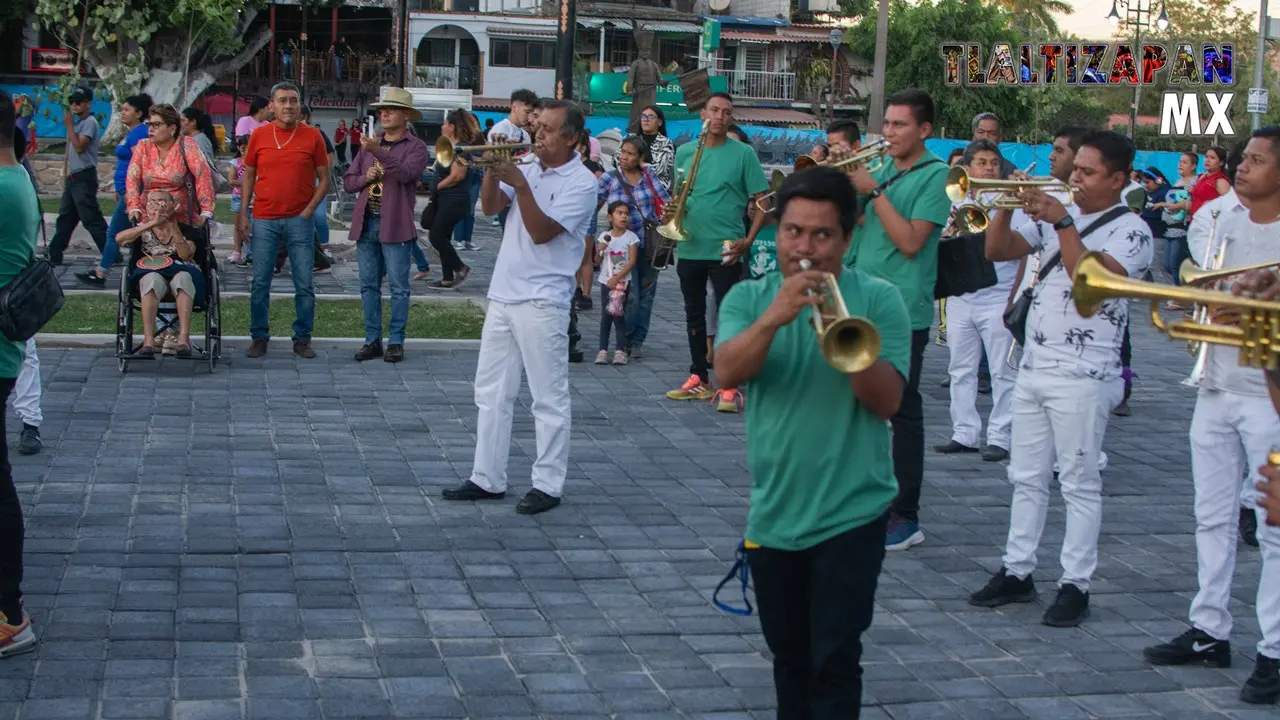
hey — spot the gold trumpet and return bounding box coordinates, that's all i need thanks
[798,259,881,373]
[658,119,710,242]
[945,166,1074,213]
[950,204,989,234]
[1072,251,1280,370]
[1179,258,1280,287]
[435,136,532,168]
[755,140,890,215]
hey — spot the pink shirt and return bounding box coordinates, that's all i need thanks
[234,116,266,139]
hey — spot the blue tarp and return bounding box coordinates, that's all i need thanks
[1,83,115,142]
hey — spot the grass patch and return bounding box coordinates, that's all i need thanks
[40,197,239,225]
[44,294,484,340]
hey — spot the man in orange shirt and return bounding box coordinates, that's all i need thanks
[237,82,330,359]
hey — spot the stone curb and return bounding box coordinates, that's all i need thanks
[59,288,487,309]
[35,334,482,351]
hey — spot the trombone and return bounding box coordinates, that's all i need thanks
[944,166,1074,229]
[1072,251,1280,371]
[755,140,890,215]
[658,119,710,242]
[435,136,532,168]
[1180,258,1280,287]
[798,259,881,373]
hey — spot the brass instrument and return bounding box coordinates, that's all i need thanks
[950,205,989,234]
[658,119,710,242]
[1180,258,1280,287]
[435,136,532,168]
[1072,251,1280,371]
[368,160,384,201]
[944,166,1074,230]
[798,259,881,373]
[755,140,890,215]
[1182,208,1223,386]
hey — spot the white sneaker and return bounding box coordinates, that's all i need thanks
[594,350,609,365]
[613,350,627,365]
[0,612,37,658]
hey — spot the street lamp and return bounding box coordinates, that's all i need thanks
[1106,0,1169,137]
[828,29,842,118]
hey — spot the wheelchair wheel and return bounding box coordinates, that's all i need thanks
[116,282,133,374]
[205,270,221,372]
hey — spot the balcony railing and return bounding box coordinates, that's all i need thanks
[709,69,796,102]
[409,64,480,92]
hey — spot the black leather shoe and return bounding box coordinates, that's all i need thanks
[1241,654,1280,704]
[515,489,561,515]
[441,481,505,502]
[978,373,992,395]
[74,270,107,286]
[981,445,1009,462]
[935,440,979,454]
[354,342,382,362]
[384,344,404,363]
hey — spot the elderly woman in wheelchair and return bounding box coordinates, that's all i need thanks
[115,189,207,358]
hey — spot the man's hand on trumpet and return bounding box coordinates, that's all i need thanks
[1018,187,1069,225]
[761,270,826,330]
[659,202,676,224]
[1232,267,1280,302]
[489,158,525,189]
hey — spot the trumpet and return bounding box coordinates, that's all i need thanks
[755,140,890,215]
[1072,251,1280,371]
[1182,209,1223,385]
[945,166,1074,217]
[798,259,881,373]
[658,119,710,242]
[435,136,532,168]
[950,204,989,234]
[1180,258,1280,287]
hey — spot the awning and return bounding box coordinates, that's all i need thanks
[638,21,702,33]
[472,97,513,110]
[729,107,819,126]
[722,29,834,43]
[486,24,556,38]
[577,18,632,29]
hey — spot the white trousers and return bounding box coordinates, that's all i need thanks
[1003,370,1122,591]
[469,299,571,497]
[1188,389,1280,658]
[12,339,40,427]
[945,297,1015,449]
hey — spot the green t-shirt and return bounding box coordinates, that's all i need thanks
[715,267,912,551]
[0,166,39,380]
[673,138,769,261]
[844,150,950,330]
[746,224,778,279]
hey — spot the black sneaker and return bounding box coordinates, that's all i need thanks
[18,425,40,455]
[1241,506,1260,548]
[74,270,107,287]
[1143,628,1231,668]
[969,567,1037,608]
[1042,583,1090,627]
[354,342,382,362]
[1241,654,1280,705]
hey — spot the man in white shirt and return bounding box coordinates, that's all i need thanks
[1143,128,1280,706]
[971,129,1153,628]
[936,140,1021,462]
[488,89,537,232]
[441,99,598,516]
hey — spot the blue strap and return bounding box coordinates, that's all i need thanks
[712,541,754,616]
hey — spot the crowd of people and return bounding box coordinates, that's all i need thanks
[4,76,1280,717]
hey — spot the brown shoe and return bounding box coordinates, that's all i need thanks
[246,338,268,358]
[293,340,317,359]
[354,342,382,361]
[384,344,404,363]
[453,266,471,288]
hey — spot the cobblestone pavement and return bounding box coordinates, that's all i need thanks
[7,221,1276,719]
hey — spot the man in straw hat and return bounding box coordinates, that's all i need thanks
[345,88,429,364]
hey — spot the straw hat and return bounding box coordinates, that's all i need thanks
[369,88,422,121]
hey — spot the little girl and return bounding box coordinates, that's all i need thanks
[595,201,639,366]
[227,136,250,266]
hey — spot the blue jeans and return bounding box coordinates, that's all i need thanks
[314,201,330,246]
[356,218,412,345]
[1164,236,1190,285]
[98,193,129,273]
[453,174,481,245]
[411,242,430,272]
[625,250,660,346]
[250,216,315,341]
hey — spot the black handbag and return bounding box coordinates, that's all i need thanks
[0,256,65,341]
[1002,207,1130,345]
[935,230,997,299]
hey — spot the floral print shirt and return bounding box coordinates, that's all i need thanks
[126,136,216,225]
[1015,204,1153,381]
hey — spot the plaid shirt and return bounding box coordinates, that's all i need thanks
[597,167,671,244]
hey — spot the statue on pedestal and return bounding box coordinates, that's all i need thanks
[627,29,661,134]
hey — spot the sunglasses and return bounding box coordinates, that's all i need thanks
[640,114,658,120]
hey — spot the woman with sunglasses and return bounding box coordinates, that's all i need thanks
[638,105,674,190]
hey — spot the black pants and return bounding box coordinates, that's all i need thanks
[598,283,627,352]
[1120,319,1133,402]
[0,378,21,622]
[336,143,348,164]
[427,196,469,282]
[677,258,743,382]
[47,168,108,263]
[747,514,889,719]
[889,329,929,523]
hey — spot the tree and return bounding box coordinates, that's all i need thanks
[34,0,272,141]
[995,0,1073,37]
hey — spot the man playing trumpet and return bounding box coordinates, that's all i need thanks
[974,130,1152,628]
[714,165,910,716]
[1143,128,1280,706]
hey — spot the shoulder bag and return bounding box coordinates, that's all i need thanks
[1002,206,1130,345]
[0,251,64,342]
[614,169,663,266]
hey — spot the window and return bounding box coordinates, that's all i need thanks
[489,39,556,68]
[657,36,697,68]
[743,46,767,72]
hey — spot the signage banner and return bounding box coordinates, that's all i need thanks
[28,48,75,74]
[586,72,728,105]
[308,95,361,110]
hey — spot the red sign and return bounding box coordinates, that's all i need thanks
[28,48,75,74]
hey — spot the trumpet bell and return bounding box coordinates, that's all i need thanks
[794,155,818,171]
[953,205,989,233]
[945,165,970,203]
[819,316,881,374]
[657,220,689,242]
[435,136,454,167]
[769,169,786,191]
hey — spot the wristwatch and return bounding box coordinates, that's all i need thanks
[867,188,883,201]
[1052,215,1075,231]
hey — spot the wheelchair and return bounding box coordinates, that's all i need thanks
[115,223,222,373]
